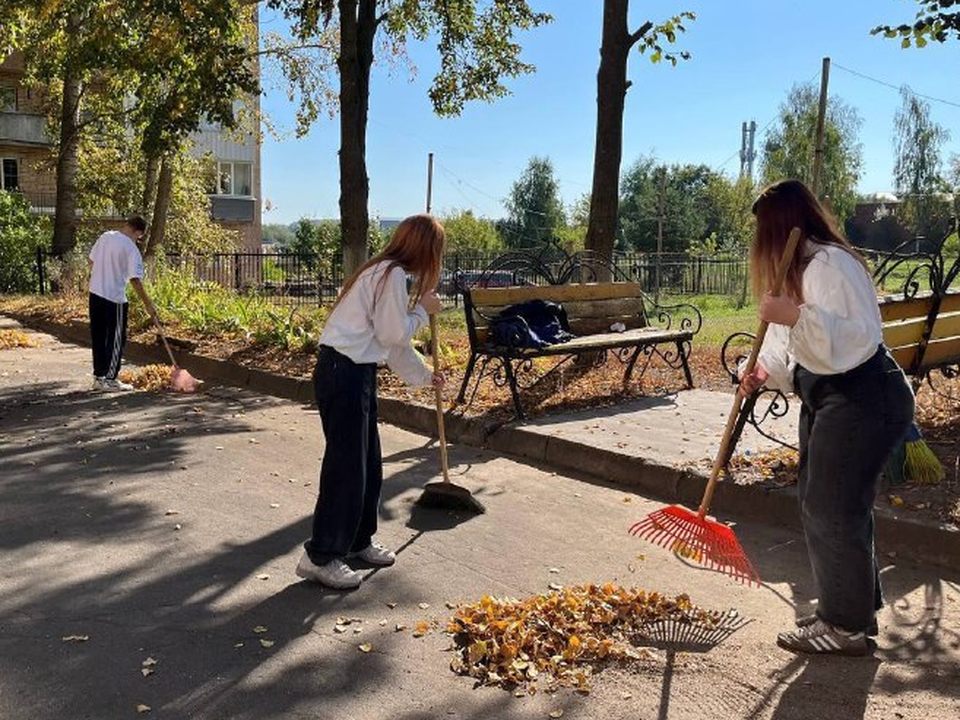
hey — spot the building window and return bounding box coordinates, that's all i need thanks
[0,87,15,112]
[214,161,252,197]
[1,158,19,190]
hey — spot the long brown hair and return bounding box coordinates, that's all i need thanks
[750,178,868,302]
[332,214,445,311]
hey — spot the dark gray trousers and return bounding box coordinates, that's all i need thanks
[794,347,914,633]
[305,346,382,565]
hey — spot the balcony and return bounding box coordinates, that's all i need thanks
[0,112,49,147]
[210,195,256,223]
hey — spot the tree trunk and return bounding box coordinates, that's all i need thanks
[52,56,83,258]
[143,154,174,257]
[584,0,634,275]
[142,153,160,219]
[338,0,377,277]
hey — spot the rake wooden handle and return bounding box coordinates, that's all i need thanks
[430,314,452,484]
[698,227,802,518]
[149,313,179,368]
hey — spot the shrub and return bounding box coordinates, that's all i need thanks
[0,191,51,293]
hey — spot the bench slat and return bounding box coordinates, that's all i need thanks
[879,295,935,322]
[470,282,642,306]
[478,327,690,355]
[889,345,918,370]
[930,311,960,343]
[882,317,927,348]
[916,335,960,371]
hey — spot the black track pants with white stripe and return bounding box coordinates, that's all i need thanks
[89,292,129,379]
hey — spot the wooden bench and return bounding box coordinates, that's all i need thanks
[457,281,702,419]
[880,289,960,386]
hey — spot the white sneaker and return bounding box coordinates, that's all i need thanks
[295,552,362,590]
[102,377,134,391]
[92,376,108,391]
[349,542,396,567]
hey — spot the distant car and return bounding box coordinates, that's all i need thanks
[439,270,534,296]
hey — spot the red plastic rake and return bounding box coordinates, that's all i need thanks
[630,227,802,586]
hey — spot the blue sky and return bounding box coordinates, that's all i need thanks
[259,0,960,224]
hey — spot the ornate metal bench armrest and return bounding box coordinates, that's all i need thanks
[643,296,703,336]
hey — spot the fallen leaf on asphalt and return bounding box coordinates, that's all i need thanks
[136,704,151,713]
[234,643,244,648]
[142,657,157,667]
[548,568,560,574]
[173,524,182,531]
[358,643,372,653]
[379,619,387,626]
[890,495,904,507]
[386,602,397,609]
[259,639,275,648]
[253,625,268,634]
[61,635,89,642]
[141,668,154,677]
[620,691,633,699]
[548,583,563,591]
[269,503,280,509]
[445,601,458,609]
[418,602,430,610]
[549,710,563,718]
[353,627,362,634]
[249,438,259,444]
[395,624,407,632]
[0,329,38,349]
[336,616,352,626]
[413,621,431,637]
[164,510,179,516]
[622,497,632,503]
[256,573,270,581]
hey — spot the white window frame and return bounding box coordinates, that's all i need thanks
[213,160,253,198]
[1,157,19,191]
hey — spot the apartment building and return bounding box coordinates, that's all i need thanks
[0,52,262,251]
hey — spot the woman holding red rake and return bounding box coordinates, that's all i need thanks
[740,179,914,656]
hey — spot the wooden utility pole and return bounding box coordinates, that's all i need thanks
[811,57,831,196]
[426,152,434,214]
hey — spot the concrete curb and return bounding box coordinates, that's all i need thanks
[11,311,960,572]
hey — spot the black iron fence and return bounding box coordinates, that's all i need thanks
[35,248,750,304]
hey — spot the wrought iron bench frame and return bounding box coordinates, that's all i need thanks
[455,245,703,420]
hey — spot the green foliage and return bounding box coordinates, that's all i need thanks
[263,223,297,247]
[0,191,51,293]
[289,218,342,273]
[619,157,727,253]
[760,82,863,222]
[438,209,504,252]
[893,87,952,241]
[141,264,327,352]
[635,11,697,66]
[502,156,566,247]
[873,1,960,46]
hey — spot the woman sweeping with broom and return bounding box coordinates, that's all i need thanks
[740,179,915,655]
[295,214,445,590]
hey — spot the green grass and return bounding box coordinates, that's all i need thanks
[659,293,757,346]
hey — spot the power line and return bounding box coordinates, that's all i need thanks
[833,62,960,110]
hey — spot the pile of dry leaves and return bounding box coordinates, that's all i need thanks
[446,584,719,693]
[0,329,38,350]
[118,364,174,392]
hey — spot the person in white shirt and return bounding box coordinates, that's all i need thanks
[88,216,160,391]
[295,214,446,590]
[740,179,914,656]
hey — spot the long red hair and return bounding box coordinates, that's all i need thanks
[333,214,445,311]
[750,179,868,303]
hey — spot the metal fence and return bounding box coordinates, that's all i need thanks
[36,248,750,304]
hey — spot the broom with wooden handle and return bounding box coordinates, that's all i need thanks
[629,227,802,586]
[415,314,486,513]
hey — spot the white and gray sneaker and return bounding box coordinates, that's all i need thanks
[777,618,874,656]
[796,613,878,637]
[349,542,396,567]
[92,376,108,391]
[295,552,362,590]
[94,377,134,392]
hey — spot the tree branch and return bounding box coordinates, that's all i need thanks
[628,21,654,47]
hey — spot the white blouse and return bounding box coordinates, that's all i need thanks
[758,243,883,393]
[319,261,433,387]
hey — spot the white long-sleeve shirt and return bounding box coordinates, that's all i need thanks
[319,261,433,387]
[758,243,883,393]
